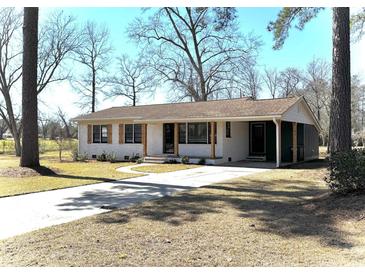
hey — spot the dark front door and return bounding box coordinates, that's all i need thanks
[250,122,265,155]
[163,123,175,154]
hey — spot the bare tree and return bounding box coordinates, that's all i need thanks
[263,67,280,99]
[37,10,80,94]
[302,58,331,146]
[278,67,302,97]
[0,119,8,139]
[57,107,72,138]
[0,8,22,156]
[128,8,260,101]
[106,54,155,106]
[74,21,112,112]
[21,7,39,167]
[240,65,261,99]
[38,112,51,139]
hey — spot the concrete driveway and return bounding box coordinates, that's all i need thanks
[0,165,267,240]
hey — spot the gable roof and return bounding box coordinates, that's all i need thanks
[72,96,303,122]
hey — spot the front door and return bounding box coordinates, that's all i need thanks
[250,122,266,155]
[163,123,175,154]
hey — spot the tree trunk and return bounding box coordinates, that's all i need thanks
[329,7,352,154]
[20,7,40,167]
[91,68,96,112]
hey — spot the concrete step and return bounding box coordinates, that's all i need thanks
[246,156,266,162]
[143,156,168,164]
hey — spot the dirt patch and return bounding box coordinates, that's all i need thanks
[0,166,58,178]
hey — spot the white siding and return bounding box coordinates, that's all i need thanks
[79,122,143,160]
[282,100,316,125]
[222,121,249,162]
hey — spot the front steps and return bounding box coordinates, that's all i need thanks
[246,155,266,162]
[143,156,167,164]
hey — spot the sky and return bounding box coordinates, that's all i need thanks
[35,7,365,119]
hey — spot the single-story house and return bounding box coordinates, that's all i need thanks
[72,96,320,167]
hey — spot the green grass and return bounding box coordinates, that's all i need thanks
[0,151,139,197]
[131,164,199,173]
[0,138,77,154]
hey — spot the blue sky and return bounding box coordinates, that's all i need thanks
[37,7,363,117]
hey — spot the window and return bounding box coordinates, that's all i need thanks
[208,122,217,144]
[134,124,142,143]
[188,123,208,144]
[93,125,108,143]
[125,124,133,143]
[125,124,142,144]
[178,123,187,144]
[226,122,231,138]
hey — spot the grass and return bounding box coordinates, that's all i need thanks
[131,163,199,173]
[0,151,138,197]
[1,160,364,266]
[0,138,77,155]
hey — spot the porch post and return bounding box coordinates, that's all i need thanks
[210,122,216,159]
[273,118,281,167]
[174,123,179,156]
[292,122,297,163]
[142,124,147,157]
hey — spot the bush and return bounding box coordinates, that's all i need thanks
[325,149,365,194]
[181,155,189,164]
[198,158,206,165]
[71,147,79,161]
[168,159,178,164]
[96,152,108,162]
[106,152,117,163]
[136,158,143,164]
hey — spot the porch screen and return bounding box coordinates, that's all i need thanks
[188,123,207,144]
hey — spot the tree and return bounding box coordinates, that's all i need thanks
[21,7,39,167]
[240,65,261,99]
[0,8,23,156]
[278,67,302,98]
[0,119,8,139]
[37,10,80,94]
[351,8,365,41]
[106,54,155,106]
[268,7,354,153]
[263,67,280,99]
[0,8,80,156]
[74,21,112,112]
[301,58,332,146]
[128,8,260,101]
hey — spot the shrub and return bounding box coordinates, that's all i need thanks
[325,149,365,194]
[198,158,206,165]
[136,158,143,164]
[106,152,117,163]
[96,152,108,162]
[71,147,79,161]
[168,159,178,164]
[78,153,88,162]
[181,155,189,164]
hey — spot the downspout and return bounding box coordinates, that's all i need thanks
[273,117,281,168]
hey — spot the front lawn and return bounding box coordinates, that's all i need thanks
[0,151,138,197]
[1,160,364,266]
[131,163,198,173]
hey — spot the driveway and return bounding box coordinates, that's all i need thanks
[0,165,267,240]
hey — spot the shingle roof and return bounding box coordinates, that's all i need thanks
[72,96,301,122]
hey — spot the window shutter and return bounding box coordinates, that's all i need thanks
[119,124,124,144]
[87,124,92,144]
[107,124,112,144]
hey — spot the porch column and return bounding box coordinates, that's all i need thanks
[210,122,216,159]
[174,123,179,156]
[142,124,147,157]
[292,122,297,163]
[273,118,281,167]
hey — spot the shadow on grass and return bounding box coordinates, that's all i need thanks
[53,160,357,249]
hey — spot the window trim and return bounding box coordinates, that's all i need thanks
[124,124,142,144]
[178,123,187,144]
[92,125,108,144]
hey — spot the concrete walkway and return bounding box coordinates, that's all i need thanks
[0,165,268,240]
